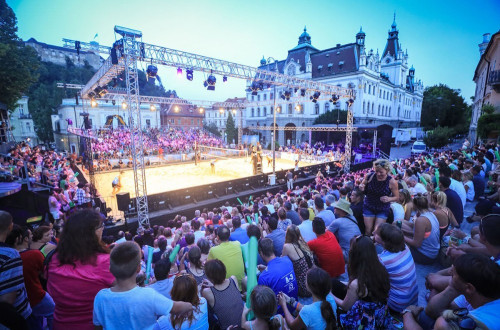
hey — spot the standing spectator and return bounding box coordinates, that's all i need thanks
[0,211,32,325]
[332,236,392,329]
[202,259,244,329]
[314,197,335,227]
[281,225,313,298]
[6,225,55,329]
[374,224,418,313]
[439,177,464,224]
[307,217,345,278]
[207,225,245,286]
[359,159,399,235]
[349,188,366,234]
[93,242,193,329]
[286,169,293,191]
[257,238,298,314]
[47,209,114,330]
[74,183,89,208]
[263,217,286,256]
[328,199,361,261]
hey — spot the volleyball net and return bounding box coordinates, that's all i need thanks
[198,145,248,161]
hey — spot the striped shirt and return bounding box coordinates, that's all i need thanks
[378,246,418,312]
[0,243,32,319]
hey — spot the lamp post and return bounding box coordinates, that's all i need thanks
[266,57,279,180]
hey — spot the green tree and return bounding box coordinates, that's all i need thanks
[225,111,237,144]
[423,126,453,149]
[203,121,221,137]
[477,104,500,139]
[0,0,39,111]
[421,84,470,132]
[312,109,348,125]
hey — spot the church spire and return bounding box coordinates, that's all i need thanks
[382,14,400,58]
[298,26,311,45]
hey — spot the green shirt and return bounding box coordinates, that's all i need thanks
[207,241,245,287]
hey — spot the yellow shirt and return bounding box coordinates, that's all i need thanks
[207,241,245,286]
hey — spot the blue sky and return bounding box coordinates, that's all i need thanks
[8,0,500,104]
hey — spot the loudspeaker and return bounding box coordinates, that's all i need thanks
[116,192,130,212]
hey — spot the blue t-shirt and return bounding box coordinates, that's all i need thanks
[266,229,286,257]
[155,297,208,330]
[444,189,464,224]
[258,257,298,314]
[469,298,500,330]
[149,278,174,299]
[229,227,249,245]
[299,294,337,329]
[93,286,174,330]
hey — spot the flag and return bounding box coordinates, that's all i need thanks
[93,33,98,39]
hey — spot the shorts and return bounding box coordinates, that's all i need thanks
[362,205,390,220]
[50,211,60,220]
[112,183,117,188]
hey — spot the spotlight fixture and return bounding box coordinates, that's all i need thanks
[112,100,116,106]
[177,67,182,76]
[294,88,298,93]
[281,90,292,101]
[174,106,179,112]
[205,71,217,91]
[88,91,96,99]
[94,86,107,97]
[250,80,264,95]
[219,108,224,114]
[295,104,301,112]
[186,69,193,81]
[310,91,321,103]
[122,101,127,109]
[347,98,355,107]
[223,76,228,82]
[150,104,156,111]
[300,89,306,97]
[147,65,158,82]
[199,107,204,113]
[232,109,237,115]
[329,94,340,103]
[276,106,281,113]
[90,99,98,108]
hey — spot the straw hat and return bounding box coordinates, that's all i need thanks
[333,199,353,216]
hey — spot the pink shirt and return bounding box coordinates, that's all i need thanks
[47,253,115,330]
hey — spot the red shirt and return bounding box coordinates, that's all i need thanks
[19,249,46,306]
[308,231,345,277]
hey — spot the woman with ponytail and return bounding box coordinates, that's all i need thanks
[279,267,337,329]
[242,286,285,330]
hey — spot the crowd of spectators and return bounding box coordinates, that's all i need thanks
[1,140,500,329]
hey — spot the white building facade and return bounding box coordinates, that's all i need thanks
[8,96,40,145]
[204,97,245,141]
[244,19,424,146]
[52,98,161,152]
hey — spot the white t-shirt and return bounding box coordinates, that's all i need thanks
[450,179,466,210]
[93,286,174,330]
[464,181,475,201]
[194,230,205,243]
[155,297,208,330]
[298,220,316,242]
[411,183,427,196]
[390,203,405,221]
[299,294,337,329]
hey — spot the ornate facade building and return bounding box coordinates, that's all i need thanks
[243,18,424,146]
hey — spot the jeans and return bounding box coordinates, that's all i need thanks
[29,292,55,330]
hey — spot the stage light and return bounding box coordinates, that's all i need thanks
[295,104,301,112]
[300,89,306,97]
[282,90,291,101]
[174,106,179,112]
[310,91,321,103]
[199,107,204,113]
[205,72,216,91]
[276,106,281,112]
[150,104,156,111]
[219,108,224,114]
[294,88,298,93]
[329,94,340,103]
[90,99,98,108]
[232,109,237,115]
[280,92,285,100]
[122,101,127,109]
[177,67,182,76]
[147,65,158,82]
[223,76,228,82]
[347,98,355,107]
[186,69,193,81]
[112,100,116,106]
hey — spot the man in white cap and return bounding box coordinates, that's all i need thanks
[327,199,361,261]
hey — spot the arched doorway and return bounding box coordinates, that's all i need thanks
[285,123,296,146]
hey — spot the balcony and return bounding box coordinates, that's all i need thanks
[18,114,32,119]
[488,70,500,93]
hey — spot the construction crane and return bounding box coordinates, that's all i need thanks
[63,26,356,227]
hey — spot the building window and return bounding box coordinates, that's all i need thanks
[251,108,255,117]
[146,119,151,128]
[364,84,367,93]
[363,101,366,114]
[191,119,194,125]
[378,105,381,116]
[26,122,31,132]
[257,95,260,101]
[263,107,267,116]
[263,94,267,101]
[288,104,292,114]
[325,103,329,113]
[270,106,273,115]
[197,119,200,124]
[257,108,260,117]
[314,103,320,115]
[270,93,274,99]
[368,85,371,94]
[252,95,254,101]
[178,119,181,125]
[371,103,374,114]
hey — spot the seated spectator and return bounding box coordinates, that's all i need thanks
[471,165,485,200]
[149,258,174,299]
[439,177,464,224]
[155,273,208,329]
[179,246,206,286]
[374,224,418,313]
[285,202,301,226]
[307,217,345,278]
[0,211,32,324]
[6,225,55,329]
[462,171,475,202]
[328,199,361,261]
[30,226,56,258]
[407,175,427,195]
[281,225,313,298]
[93,242,193,329]
[207,225,245,286]
[279,267,337,329]
[263,217,286,256]
[332,236,392,329]
[297,207,315,243]
[47,209,115,329]
[314,197,335,227]
[241,285,285,330]
[152,236,167,264]
[349,188,366,234]
[201,259,243,329]
[430,191,459,240]
[229,216,249,244]
[277,208,292,232]
[257,238,298,315]
[401,195,440,264]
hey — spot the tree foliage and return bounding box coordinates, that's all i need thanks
[203,122,221,137]
[312,109,348,125]
[225,111,237,144]
[0,0,39,111]
[421,84,470,131]
[477,113,500,139]
[423,126,453,149]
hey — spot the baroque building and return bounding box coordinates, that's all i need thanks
[243,18,424,146]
